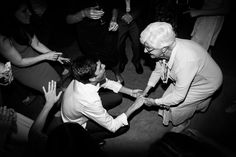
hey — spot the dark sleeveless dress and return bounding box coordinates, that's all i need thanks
[11,40,60,93]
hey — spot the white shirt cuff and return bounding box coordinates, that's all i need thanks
[117,113,128,126]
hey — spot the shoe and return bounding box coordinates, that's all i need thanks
[119,61,127,73]
[170,120,190,133]
[133,62,143,74]
[115,73,124,85]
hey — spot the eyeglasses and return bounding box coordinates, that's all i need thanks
[144,47,155,54]
[144,46,168,54]
[143,42,154,54]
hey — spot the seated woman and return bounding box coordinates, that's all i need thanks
[0,0,70,93]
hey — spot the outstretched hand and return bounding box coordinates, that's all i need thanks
[42,80,62,107]
[57,56,71,64]
[44,51,62,61]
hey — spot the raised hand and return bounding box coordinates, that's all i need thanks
[42,80,62,107]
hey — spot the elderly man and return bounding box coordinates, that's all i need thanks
[140,22,223,132]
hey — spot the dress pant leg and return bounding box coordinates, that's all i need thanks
[129,22,141,63]
[118,23,129,63]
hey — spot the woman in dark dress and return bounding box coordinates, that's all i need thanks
[0,0,69,93]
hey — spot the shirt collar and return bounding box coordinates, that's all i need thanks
[74,80,100,92]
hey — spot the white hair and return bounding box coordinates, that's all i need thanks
[140,22,176,49]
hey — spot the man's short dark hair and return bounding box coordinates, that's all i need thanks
[72,56,98,84]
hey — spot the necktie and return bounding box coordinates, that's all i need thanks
[161,59,169,83]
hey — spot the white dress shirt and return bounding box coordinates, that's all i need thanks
[61,78,128,132]
[147,38,223,125]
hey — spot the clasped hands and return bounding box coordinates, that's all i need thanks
[131,90,170,110]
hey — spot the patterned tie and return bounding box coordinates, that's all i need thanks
[160,59,169,84]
